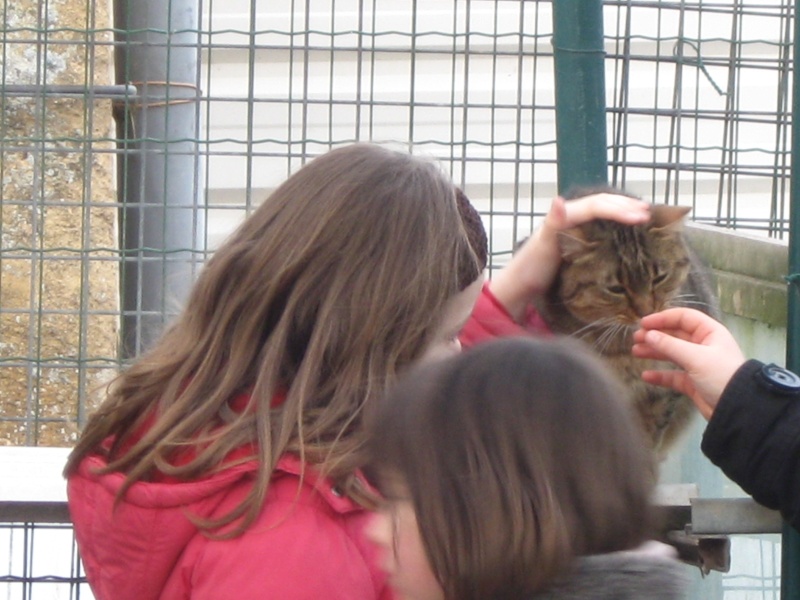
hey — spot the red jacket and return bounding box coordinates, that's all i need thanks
[68,452,390,600]
[67,285,544,599]
[459,284,550,347]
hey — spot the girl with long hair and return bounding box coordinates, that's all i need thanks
[66,143,649,599]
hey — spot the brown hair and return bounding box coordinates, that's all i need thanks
[367,337,656,599]
[66,143,484,534]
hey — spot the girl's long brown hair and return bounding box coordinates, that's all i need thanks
[367,337,657,599]
[66,143,482,534]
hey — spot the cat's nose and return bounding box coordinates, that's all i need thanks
[632,297,655,317]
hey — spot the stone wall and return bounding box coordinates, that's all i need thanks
[0,0,119,446]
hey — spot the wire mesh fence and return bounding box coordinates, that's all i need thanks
[605,0,793,236]
[0,522,89,600]
[2,0,793,446]
[0,0,792,598]
[0,0,119,449]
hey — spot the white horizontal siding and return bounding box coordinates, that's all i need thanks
[199,1,791,252]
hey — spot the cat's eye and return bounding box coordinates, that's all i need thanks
[653,273,669,286]
[607,285,626,295]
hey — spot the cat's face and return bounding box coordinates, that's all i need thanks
[555,205,692,326]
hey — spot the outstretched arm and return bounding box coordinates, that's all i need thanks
[489,193,651,322]
[632,307,746,419]
[635,308,800,531]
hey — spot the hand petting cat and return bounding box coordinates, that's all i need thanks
[632,308,746,420]
[490,193,651,322]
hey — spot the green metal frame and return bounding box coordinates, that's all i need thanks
[782,2,800,598]
[551,0,609,192]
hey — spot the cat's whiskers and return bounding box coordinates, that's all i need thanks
[593,321,633,355]
[571,316,617,341]
[667,296,714,311]
[592,326,617,354]
[569,317,635,355]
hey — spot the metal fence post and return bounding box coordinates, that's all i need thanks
[551,0,609,192]
[782,2,800,598]
[114,0,204,356]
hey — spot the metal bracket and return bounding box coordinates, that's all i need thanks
[655,484,782,575]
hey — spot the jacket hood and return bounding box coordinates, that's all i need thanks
[533,548,689,600]
[67,452,343,600]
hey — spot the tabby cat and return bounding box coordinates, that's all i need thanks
[535,193,719,457]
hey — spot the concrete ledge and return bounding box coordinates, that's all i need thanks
[685,223,788,328]
[0,446,71,522]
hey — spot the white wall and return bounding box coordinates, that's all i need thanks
[199,1,792,255]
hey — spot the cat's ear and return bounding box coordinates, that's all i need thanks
[557,228,598,262]
[649,205,691,231]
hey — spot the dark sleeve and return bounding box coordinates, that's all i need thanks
[701,359,800,530]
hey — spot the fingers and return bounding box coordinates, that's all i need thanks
[641,368,690,395]
[639,307,716,337]
[561,193,651,228]
[631,341,666,361]
[642,370,714,420]
[637,308,746,366]
[633,329,703,370]
[633,325,694,348]
[641,369,714,420]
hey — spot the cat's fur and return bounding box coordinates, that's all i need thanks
[535,200,719,456]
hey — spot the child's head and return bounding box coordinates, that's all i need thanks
[183,143,485,385]
[366,337,656,600]
[70,143,488,525]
